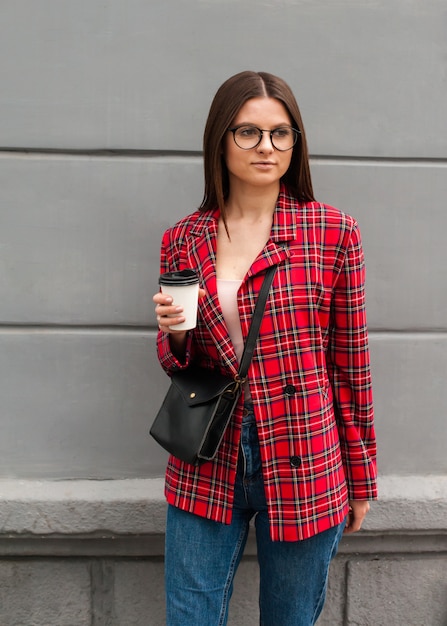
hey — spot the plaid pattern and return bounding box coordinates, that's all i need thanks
[156,186,377,542]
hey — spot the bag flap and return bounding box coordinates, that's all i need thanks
[170,365,236,407]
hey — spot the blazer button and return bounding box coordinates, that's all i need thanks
[284,384,296,396]
[290,456,302,468]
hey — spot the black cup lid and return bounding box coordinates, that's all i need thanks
[159,269,199,286]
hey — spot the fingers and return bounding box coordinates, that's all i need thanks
[344,500,370,534]
[153,292,186,333]
[153,292,173,306]
[153,288,205,333]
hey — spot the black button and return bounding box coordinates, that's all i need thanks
[290,456,302,468]
[284,384,296,396]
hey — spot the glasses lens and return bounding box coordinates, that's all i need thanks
[233,126,262,149]
[271,127,298,151]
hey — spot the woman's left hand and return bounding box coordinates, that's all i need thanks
[344,500,370,534]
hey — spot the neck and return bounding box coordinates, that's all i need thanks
[225,182,280,221]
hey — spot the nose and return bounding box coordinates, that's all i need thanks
[257,131,274,152]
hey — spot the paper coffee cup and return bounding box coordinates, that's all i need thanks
[159,269,199,331]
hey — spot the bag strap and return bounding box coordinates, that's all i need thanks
[237,264,277,381]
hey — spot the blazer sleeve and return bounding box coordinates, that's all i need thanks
[327,220,378,501]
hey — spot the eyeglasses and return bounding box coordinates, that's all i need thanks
[227,124,300,151]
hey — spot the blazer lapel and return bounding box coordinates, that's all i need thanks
[246,187,298,278]
[187,211,239,372]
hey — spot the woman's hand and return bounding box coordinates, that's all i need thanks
[344,500,370,534]
[153,287,206,340]
[154,291,186,334]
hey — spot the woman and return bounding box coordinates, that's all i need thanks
[153,71,377,626]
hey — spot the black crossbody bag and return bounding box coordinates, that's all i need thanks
[150,265,277,465]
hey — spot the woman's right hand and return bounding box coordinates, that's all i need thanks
[153,288,206,337]
[153,291,186,336]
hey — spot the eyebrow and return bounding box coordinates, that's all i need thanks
[232,122,293,128]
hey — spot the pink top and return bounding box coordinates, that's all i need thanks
[216,279,244,362]
[217,278,251,399]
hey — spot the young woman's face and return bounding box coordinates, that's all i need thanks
[223,97,294,193]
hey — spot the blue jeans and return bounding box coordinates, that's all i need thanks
[165,404,345,626]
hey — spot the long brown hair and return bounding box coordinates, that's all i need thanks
[199,71,315,224]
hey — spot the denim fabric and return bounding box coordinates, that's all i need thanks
[165,404,345,626]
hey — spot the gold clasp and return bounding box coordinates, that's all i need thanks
[233,374,246,390]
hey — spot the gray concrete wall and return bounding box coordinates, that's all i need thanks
[0,1,446,624]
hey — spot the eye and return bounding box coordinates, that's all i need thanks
[272,127,292,138]
[237,126,259,138]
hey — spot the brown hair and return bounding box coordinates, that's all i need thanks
[199,71,315,223]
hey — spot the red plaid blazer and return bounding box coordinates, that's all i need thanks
[157,186,377,542]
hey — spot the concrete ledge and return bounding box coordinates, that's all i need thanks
[365,474,447,532]
[1,475,446,537]
[0,478,166,535]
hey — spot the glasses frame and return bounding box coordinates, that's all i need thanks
[227,124,301,152]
